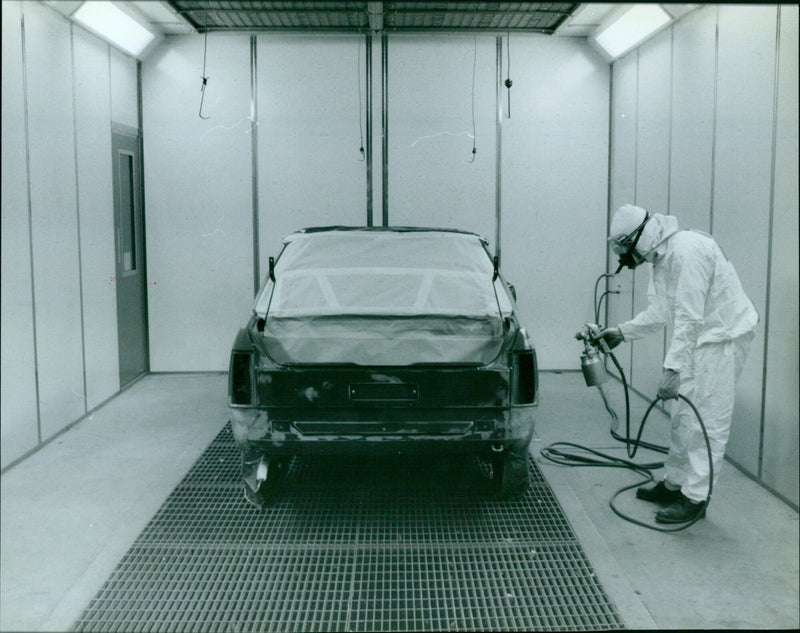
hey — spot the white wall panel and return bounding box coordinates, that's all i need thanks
[388,35,495,246]
[1,1,39,468]
[257,35,367,264]
[73,26,120,408]
[23,2,85,440]
[630,31,671,396]
[110,47,139,128]
[607,54,638,380]
[713,5,776,475]
[762,5,799,506]
[609,4,799,504]
[145,33,608,373]
[670,5,716,230]
[501,36,609,369]
[628,265,663,396]
[635,31,671,215]
[143,35,253,371]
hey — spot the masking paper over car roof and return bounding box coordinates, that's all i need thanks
[253,229,513,365]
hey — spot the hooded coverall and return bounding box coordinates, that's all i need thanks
[617,214,758,503]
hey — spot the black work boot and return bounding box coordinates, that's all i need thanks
[655,493,706,524]
[636,481,682,505]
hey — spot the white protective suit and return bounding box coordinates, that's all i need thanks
[614,210,758,502]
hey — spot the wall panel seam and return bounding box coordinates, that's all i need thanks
[604,64,614,310]
[250,35,260,296]
[20,6,43,445]
[759,5,782,479]
[381,34,388,226]
[709,6,720,234]
[667,25,674,219]
[365,33,373,226]
[630,50,640,382]
[664,25,674,365]
[495,36,502,265]
[69,22,89,413]
[137,60,151,372]
[633,50,640,207]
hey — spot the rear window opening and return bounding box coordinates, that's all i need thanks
[253,229,513,365]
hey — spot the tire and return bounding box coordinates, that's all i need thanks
[243,480,269,509]
[491,446,530,499]
[242,456,289,509]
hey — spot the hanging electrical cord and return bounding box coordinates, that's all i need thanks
[468,30,477,163]
[198,21,210,119]
[504,29,512,118]
[357,34,365,161]
[540,273,713,532]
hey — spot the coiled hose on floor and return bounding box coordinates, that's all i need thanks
[540,350,712,533]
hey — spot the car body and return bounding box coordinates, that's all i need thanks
[228,227,538,506]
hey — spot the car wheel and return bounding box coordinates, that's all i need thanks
[491,446,530,499]
[242,456,289,509]
[243,480,268,509]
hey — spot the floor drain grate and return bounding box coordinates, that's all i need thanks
[73,423,624,632]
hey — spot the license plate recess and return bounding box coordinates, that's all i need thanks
[349,383,419,401]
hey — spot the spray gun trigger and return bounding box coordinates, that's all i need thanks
[583,323,609,353]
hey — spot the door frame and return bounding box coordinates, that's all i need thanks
[111,122,149,384]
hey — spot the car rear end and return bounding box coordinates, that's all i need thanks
[229,228,538,502]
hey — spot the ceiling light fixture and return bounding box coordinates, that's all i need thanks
[591,4,673,61]
[71,1,156,58]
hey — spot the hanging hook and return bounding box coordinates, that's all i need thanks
[199,76,210,119]
[198,26,210,119]
[505,30,512,119]
[357,34,365,161]
[468,30,477,163]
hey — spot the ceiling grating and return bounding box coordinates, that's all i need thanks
[167,1,580,34]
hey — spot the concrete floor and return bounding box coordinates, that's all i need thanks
[1,372,798,631]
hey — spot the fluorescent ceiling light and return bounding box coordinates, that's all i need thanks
[72,1,155,57]
[593,4,672,60]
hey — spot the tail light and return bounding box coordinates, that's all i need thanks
[510,328,537,405]
[229,351,254,405]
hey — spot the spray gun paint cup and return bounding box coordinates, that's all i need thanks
[581,350,608,387]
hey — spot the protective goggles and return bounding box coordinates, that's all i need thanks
[609,212,650,272]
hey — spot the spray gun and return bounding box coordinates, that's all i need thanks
[576,323,610,387]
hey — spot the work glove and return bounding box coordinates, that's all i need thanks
[599,327,624,350]
[657,368,680,400]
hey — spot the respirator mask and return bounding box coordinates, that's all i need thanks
[610,212,651,273]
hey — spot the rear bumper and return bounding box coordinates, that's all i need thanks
[230,405,536,457]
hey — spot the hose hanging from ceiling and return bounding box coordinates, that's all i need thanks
[469,31,477,163]
[198,15,210,119]
[357,34,365,161]
[505,30,513,118]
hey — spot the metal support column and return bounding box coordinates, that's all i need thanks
[495,36,503,265]
[381,33,389,226]
[250,35,260,295]
[366,34,373,226]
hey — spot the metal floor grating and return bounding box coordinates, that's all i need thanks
[73,423,624,632]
